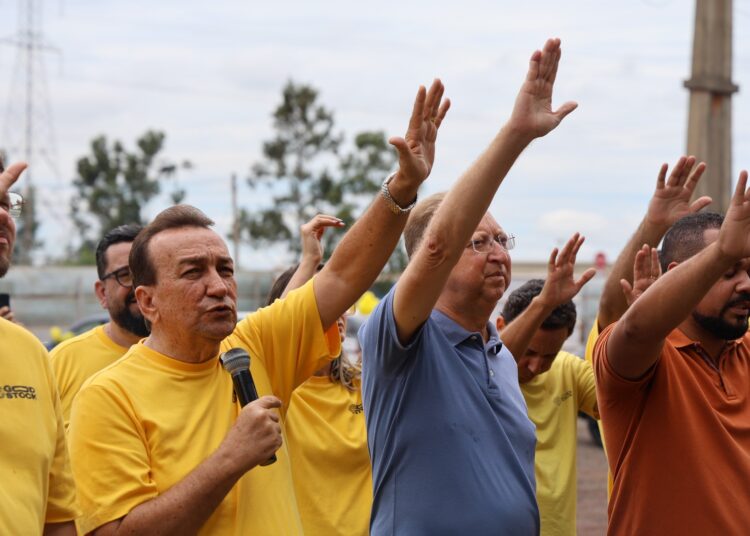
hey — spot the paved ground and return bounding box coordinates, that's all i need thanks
[576,417,608,535]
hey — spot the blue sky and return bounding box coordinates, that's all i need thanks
[1,0,750,269]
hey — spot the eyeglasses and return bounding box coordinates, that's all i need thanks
[469,233,516,254]
[101,266,133,288]
[1,192,24,219]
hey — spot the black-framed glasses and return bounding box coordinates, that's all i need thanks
[1,192,24,219]
[101,266,133,288]
[469,233,516,254]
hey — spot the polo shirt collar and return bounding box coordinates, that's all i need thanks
[668,327,743,350]
[432,309,503,353]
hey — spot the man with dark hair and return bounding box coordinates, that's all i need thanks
[51,224,146,428]
[0,161,78,535]
[658,211,723,272]
[360,38,581,534]
[499,273,597,536]
[594,171,750,535]
[69,79,450,535]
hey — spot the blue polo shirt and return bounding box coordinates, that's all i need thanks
[360,288,539,536]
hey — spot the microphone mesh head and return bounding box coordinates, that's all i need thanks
[220,348,251,375]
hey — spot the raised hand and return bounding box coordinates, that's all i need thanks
[718,170,750,260]
[0,306,16,324]
[620,244,661,306]
[508,38,577,140]
[646,156,711,229]
[299,214,345,265]
[389,79,450,187]
[537,232,596,308]
[0,160,27,205]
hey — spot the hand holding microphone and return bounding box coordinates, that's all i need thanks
[221,348,280,467]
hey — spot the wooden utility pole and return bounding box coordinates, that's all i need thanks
[684,0,738,215]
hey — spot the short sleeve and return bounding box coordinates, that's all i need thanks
[358,286,425,376]
[69,384,158,534]
[592,323,656,405]
[570,355,599,419]
[224,278,341,409]
[43,354,79,524]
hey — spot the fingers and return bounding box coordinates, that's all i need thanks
[388,136,410,159]
[303,214,344,232]
[0,162,27,196]
[539,37,561,84]
[433,98,451,129]
[407,86,427,132]
[688,196,712,214]
[654,163,668,189]
[556,232,583,267]
[683,161,706,193]
[620,279,634,302]
[256,395,282,410]
[665,156,689,187]
[423,79,444,122]
[632,244,649,280]
[525,49,542,83]
[547,247,558,269]
[575,268,596,290]
[732,170,749,205]
[553,101,578,122]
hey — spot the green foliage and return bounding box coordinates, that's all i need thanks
[242,81,407,273]
[70,131,189,259]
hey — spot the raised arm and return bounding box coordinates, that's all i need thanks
[606,171,750,379]
[598,156,709,329]
[281,214,344,299]
[394,38,577,343]
[501,233,595,359]
[314,80,450,329]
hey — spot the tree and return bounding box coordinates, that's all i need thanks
[241,81,405,272]
[69,130,190,260]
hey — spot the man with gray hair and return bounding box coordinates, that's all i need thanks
[69,79,450,535]
[360,38,583,534]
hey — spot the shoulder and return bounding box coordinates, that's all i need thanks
[78,344,143,393]
[50,326,103,360]
[0,317,49,358]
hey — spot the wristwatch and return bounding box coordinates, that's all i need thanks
[381,172,418,215]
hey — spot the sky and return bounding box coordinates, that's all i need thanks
[1,0,750,270]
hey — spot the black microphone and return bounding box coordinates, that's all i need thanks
[220,347,277,466]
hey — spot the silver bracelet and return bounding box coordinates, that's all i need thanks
[381,172,418,215]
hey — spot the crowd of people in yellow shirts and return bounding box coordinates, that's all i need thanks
[2,36,750,536]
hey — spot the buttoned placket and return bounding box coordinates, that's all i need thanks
[691,343,737,398]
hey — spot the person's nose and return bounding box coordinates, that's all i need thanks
[205,268,230,298]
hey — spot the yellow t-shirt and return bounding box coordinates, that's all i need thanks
[521,351,598,536]
[69,279,340,535]
[50,324,128,428]
[0,318,79,533]
[584,320,613,497]
[285,376,372,536]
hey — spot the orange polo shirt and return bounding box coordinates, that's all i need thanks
[593,325,750,535]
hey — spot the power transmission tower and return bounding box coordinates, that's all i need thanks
[1,0,61,264]
[684,0,738,215]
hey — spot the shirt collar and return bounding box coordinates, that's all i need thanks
[668,327,743,350]
[432,309,503,353]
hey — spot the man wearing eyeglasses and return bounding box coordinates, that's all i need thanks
[359,38,577,534]
[0,161,78,535]
[51,224,147,429]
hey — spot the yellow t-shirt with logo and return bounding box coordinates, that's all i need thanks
[0,318,79,533]
[285,376,372,536]
[521,351,598,536]
[69,280,340,535]
[50,324,128,429]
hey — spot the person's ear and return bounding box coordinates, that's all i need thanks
[496,315,506,331]
[135,286,158,325]
[667,261,679,272]
[94,280,107,309]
